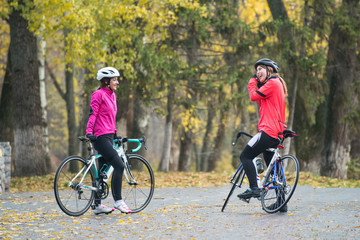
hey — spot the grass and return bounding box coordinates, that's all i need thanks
[8,171,360,193]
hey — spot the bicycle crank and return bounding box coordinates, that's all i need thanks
[97,181,109,199]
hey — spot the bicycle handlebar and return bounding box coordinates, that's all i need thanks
[127,136,147,152]
[78,135,147,153]
[232,129,297,146]
[114,135,147,152]
[232,131,253,146]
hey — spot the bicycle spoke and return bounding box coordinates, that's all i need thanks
[54,156,95,216]
[261,155,299,213]
[115,154,154,213]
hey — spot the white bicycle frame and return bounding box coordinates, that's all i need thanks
[259,147,285,189]
[68,141,137,192]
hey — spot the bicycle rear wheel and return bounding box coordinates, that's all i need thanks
[221,165,248,212]
[261,155,299,213]
[113,154,154,213]
[54,156,96,216]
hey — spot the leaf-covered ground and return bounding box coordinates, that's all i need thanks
[1,186,359,239]
[9,171,360,193]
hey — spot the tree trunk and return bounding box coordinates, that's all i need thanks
[320,0,358,178]
[0,48,13,143]
[283,72,298,154]
[208,90,228,172]
[80,69,92,158]
[9,3,48,176]
[131,96,149,156]
[37,34,50,170]
[350,136,360,179]
[267,0,298,155]
[200,101,216,171]
[349,46,360,179]
[169,119,180,171]
[126,94,134,137]
[178,20,199,172]
[232,99,250,169]
[158,87,174,172]
[65,62,78,154]
[178,130,192,171]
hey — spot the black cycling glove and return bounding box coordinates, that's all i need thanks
[257,81,265,88]
[114,133,121,140]
[252,74,264,88]
[86,134,97,142]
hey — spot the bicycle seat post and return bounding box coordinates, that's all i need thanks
[89,142,95,156]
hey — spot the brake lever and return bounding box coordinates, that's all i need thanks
[140,136,147,150]
[232,132,241,146]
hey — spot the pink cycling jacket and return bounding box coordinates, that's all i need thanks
[248,76,286,139]
[86,87,117,136]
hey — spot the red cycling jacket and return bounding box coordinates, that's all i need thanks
[248,76,286,139]
[86,87,117,136]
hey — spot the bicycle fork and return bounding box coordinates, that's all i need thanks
[122,157,138,185]
[117,147,138,185]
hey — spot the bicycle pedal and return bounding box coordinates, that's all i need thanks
[240,198,251,204]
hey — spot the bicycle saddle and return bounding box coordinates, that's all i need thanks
[283,129,297,138]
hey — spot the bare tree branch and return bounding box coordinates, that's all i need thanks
[45,60,66,100]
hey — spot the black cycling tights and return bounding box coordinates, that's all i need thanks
[240,131,279,189]
[94,134,125,205]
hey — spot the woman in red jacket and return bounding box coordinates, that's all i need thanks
[237,58,288,211]
[86,67,132,215]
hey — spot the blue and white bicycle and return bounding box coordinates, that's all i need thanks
[221,130,299,213]
[54,136,154,216]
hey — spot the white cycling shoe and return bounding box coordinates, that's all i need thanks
[114,200,132,213]
[93,204,115,215]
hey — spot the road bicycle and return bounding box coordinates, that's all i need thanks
[221,129,299,213]
[54,135,155,217]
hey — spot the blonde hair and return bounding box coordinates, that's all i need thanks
[265,65,288,96]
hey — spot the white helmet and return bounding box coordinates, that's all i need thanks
[96,67,120,81]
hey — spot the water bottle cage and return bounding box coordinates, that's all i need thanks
[99,164,110,179]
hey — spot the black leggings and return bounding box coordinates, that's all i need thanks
[93,134,125,204]
[240,131,279,189]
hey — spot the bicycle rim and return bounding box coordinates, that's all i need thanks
[113,154,154,213]
[221,166,247,212]
[261,155,299,213]
[54,156,95,216]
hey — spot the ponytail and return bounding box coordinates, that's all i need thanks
[262,65,288,96]
[271,73,288,96]
[278,76,288,96]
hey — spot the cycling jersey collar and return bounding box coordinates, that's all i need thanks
[101,86,114,94]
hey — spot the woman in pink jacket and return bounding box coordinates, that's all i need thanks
[237,58,288,211]
[86,67,132,215]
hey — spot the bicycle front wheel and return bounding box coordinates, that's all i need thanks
[112,154,154,213]
[54,156,96,216]
[221,165,248,212]
[261,155,299,213]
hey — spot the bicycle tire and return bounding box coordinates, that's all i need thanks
[112,154,155,213]
[221,166,247,212]
[54,156,96,216]
[261,155,299,213]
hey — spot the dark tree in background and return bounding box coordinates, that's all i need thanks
[9,0,48,176]
[321,0,360,178]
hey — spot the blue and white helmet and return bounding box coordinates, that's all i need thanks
[96,67,120,81]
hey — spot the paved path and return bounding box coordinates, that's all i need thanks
[0,186,359,239]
